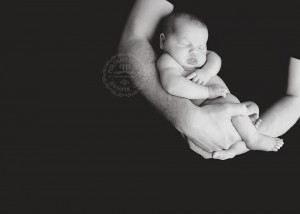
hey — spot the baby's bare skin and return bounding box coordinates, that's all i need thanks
[193,76,284,160]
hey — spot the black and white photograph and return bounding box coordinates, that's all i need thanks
[3,0,300,213]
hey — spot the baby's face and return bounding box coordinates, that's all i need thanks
[161,19,208,70]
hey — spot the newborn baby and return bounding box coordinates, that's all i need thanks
[157,12,284,159]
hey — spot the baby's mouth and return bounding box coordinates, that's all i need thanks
[186,57,198,65]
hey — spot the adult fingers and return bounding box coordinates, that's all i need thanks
[223,103,248,117]
[187,138,213,159]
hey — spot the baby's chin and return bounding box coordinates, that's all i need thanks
[182,64,199,71]
[181,61,203,71]
[181,58,204,70]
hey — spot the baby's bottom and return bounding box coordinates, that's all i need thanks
[192,76,284,160]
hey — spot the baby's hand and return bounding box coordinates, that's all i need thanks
[186,69,211,85]
[208,84,229,99]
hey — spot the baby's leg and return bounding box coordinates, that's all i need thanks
[212,141,247,160]
[202,96,249,160]
[231,106,283,151]
[204,94,284,152]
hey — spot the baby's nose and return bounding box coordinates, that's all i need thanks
[189,48,197,55]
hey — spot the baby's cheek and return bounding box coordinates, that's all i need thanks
[173,49,188,62]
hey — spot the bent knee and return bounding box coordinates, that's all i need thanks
[243,101,259,115]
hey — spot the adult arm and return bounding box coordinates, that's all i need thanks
[217,57,300,159]
[258,57,300,137]
[118,0,247,157]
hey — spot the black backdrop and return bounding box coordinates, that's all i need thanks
[2,0,300,213]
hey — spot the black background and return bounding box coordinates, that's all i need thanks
[2,0,300,213]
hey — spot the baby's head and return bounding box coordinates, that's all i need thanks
[160,12,208,70]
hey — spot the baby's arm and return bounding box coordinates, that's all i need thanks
[157,53,228,99]
[202,51,222,77]
[186,51,222,85]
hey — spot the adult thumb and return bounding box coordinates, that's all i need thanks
[224,103,248,117]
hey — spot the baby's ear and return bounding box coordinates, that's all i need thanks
[159,33,165,49]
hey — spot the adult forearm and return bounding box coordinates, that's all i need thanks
[258,57,300,137]
[117,0,189,129]
[119,38,195,131]
[258,96,300,137]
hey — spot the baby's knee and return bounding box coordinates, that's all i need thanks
[243,101,259,115]
[245,101,258,109]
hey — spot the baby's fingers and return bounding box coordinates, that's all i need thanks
[197,80,204,85]
[192,77,199,82]
[186,72,197,79]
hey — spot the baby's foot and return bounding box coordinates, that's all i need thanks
[213,141,248,160]
[246,134,284,152]
[213,149,237,160]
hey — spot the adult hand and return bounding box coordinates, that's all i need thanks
[180,103,247,158]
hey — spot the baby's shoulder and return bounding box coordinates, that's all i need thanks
[157,53,179,70]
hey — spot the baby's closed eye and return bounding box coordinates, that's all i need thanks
[178,40,189,46]
[198,45,206,50]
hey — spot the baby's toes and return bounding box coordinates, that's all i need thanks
[273,139,284,151]
[276,139,284,147]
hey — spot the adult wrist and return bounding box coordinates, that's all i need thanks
[173,101,200,133]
